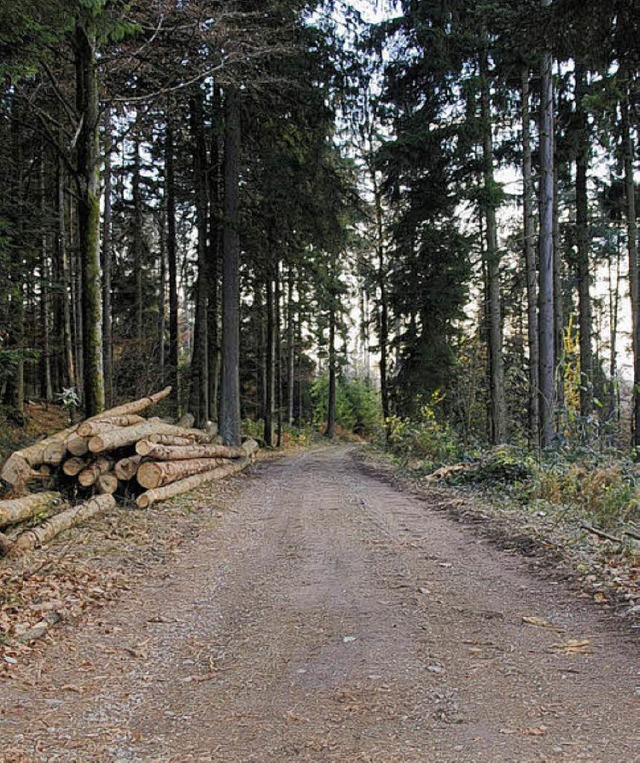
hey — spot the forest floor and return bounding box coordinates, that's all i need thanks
[1,444,639,762]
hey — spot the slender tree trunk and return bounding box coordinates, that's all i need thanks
[220,87,242,446]
[264,274,275,447]
[326,298,336,439]
[165,120,180,414]
[188,91,210,426]
[40,146,53,402]
[539,0,556,447]
[575,62,593,419]
[287,266,295,427]
[522,70,539,445]
[480,47,506,444]
[207,88,222,424]
[275,262,283,447]
[158,209,166,382]
[621,76,640,446]
[74,19,104,416]
[102,110,113,407]
[57,155,76,390]
[132,133,144,343]
[372,167,390,431]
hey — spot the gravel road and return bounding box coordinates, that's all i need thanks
[1,446,638,762]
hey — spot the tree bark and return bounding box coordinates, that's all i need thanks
[522,70,540,445]
[132,132,144,343]
[137,457,230,489]
[9,494,115,557]
[136,442,247,460]
[188,89,210,427]
[575,62,593,419]
[220,88,242,445]
[89,419,209,453]
[74,18,104,416]
[480,46,506,444]
[0,492,65,529]
[326,287,337,439]
[287,267,296,426]
[136,457,251,508]
[77,414,145,437]
[102,109,114,408]
[539,0,556,447]
[165,119,180,414]
[621,75,640,446]
[264,275,275,447]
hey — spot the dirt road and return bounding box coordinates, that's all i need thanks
[1,446,639,762]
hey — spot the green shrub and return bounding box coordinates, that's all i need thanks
[311,375,382,438]
[386,393,461,465]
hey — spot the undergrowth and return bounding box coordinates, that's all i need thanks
[377,398,640,534]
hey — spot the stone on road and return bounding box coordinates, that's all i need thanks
[1,446,638,762]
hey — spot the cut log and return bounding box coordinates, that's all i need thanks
[178,412,196,428]
[83,386,172,422]
[0,531,13,557]
[136,442,247,461]
[137,457,229,489]
[97,473,119,494]
[241,438,259,457]
[144,434,200,448]
[77,414,145,437]
[78,457,114,487]
[66,434,90,457]
[1,424,78,486]
[89,420,210,453]
[0,491,65,529]
[114,455,142,481]
[8,494,116,557]
[137,457,251,508]
[62,457,90,477]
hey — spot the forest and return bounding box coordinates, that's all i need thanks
[0,0,639,477]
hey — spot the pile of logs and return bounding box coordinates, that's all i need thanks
[0,387,258,557]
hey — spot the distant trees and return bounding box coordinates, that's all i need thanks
[365,0,640,451]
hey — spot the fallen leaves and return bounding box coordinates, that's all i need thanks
[551,639,593,655]
[522,615,564,632]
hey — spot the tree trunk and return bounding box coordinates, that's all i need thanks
[0,492,65,529]
[132,132,144,343]
[137,457,230,489]
[208,86,222,424]
[58,154,76,390]
[220,87,242,446]
[287,267,296,427]
[9,494,115,557]
[188,90,210,427]
[74,19,104,416]
[136,442,247,460]
[326,296,336,439]
[621,76,640,446]
[372,168,390,432]
[136,457,250,508]
[539,1,556,447]
[275,263,283,447]
[480,46,506,444]
[89,418,208,454]
[264,275,275,446]
[102,109,114,407]
[575,62,593,419]
[165,120,180,414]
[522,70,540,445]
[77,414,145,437]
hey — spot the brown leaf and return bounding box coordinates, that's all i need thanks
[522,615,564,632]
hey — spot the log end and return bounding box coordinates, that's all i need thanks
[137,462,161,490]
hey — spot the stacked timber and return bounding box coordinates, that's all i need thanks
[0,387,259,557]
